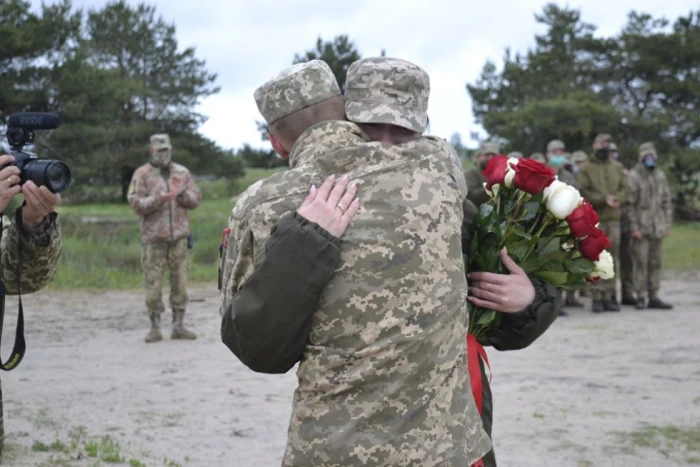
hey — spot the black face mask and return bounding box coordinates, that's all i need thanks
[595,148,609,160]
[642,154,657,170]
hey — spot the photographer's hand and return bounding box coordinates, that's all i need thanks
[21,181,61,228]
[0,155,22,213]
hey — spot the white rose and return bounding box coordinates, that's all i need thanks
[592,250,615,280]
[504,157,519,188]
[543,180,582,219]
[483,182,494,198]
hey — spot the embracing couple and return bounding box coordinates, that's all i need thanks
[218,57,557,466]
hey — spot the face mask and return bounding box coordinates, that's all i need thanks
[642,154,656,169]
[151,149,172,168]
[478,159,489,171]
[572,165,580,174]
[549,155,567,168]
[595,148,609,160]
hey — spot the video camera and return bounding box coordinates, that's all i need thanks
[4,112,71,193]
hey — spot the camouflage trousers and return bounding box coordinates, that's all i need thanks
[632,237,663,300]
[592,220,620,300]
[141,237,189,313]
[620,223,634,299]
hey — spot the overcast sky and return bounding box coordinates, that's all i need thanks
[32,0,699,151]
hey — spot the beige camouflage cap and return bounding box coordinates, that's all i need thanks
[639,142,656,155]
[479,141,500,155]
[150,134,172,150]
[547,140,565,152]
[529,152,546,163]
[254,60,341,125]
[594,133,612,144]
[344,57,430,133]
[570,150,589,163]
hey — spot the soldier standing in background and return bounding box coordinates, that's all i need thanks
[619,158,635,306]
[626,142,674,310]
[128,134,202,343]
[577,134,628,313]
[529,152,546,163]
[465,142,499,207]
[610,142,620,162]
[570,151,589,174]
[507,151,523,159]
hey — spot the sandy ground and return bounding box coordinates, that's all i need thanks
[1,275,699,467]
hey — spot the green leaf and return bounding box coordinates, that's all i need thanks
[521,202,541,222]
[511,224,533,241]
[537,237,561,255]
[566,257,596,274]
[479,203,494,218]
[533,270,570,286]
[519,255,541,273]
[506,240,532,262]
[475,309,498,327]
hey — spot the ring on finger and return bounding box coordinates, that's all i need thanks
[336,203,346,213]
[7,176,12,184]
[485,282,490,292]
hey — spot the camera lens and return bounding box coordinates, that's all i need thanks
[22,159,71,193]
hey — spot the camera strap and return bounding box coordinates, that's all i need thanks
[0,206,27,371]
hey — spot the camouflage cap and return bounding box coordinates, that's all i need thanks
[594,133,612,145]
[609,142,618,151]
[547,140,565,152]
[639,142,656,156]
[344,57,430,133]
[479,141,500,155]
[507,151,523,159]
[529,152,546,163]
[150,134,171,150]
[570,150,589,163]
[254,60,341,125]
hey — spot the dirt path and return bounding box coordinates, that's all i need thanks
[1,277,699,466]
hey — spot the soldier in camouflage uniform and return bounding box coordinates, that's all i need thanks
[626,142,673,310]
[577,134,628,313]
[570,151,589,174]
[620,171,635,306]
[0,154,63,457]
[219,59,492,466]
[128,135,201,343]
[465,142,499,207]
[609,142,620,162]
[507,151,523,159]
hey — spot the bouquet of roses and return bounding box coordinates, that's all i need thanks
[466,155,615,340]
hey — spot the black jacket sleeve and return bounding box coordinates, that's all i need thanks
[481,276,558,351]
[220,212,341,374]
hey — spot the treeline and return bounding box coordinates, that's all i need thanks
[467,3,700,219]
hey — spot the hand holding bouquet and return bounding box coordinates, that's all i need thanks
[466,156,615,339]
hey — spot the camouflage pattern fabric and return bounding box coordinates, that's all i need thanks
[142,237,189,313]
[1,212,62,294]
[619,207,634,299]
[219,121,491,466]
[626,163,673,300]
[127,162,202,244]
[577,158,628,222]
[254,60,341,124]
[557,166,578,189]
[344,57,430,132]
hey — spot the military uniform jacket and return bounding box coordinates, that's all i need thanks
[577,158,628,221]
[127,163,201,244]
[219,120,491,466]
[465,168,490,207]
[626,164,672,238]
[0,211,62,294]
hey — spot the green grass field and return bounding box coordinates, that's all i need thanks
[46,167,699,290]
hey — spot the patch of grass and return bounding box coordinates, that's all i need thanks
[83,436,124,463]
[663,222,700,271]
[533,412,546,419]
[614,423,700,461]
[164,458,183,467]
[31,439,69,453]
[129,460,147,467]
[1,442,27,463]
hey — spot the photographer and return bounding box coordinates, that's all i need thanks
[0,153,63,457]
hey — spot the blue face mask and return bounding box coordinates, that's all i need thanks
[549,155,567,168]
[642,154,657,169]
[572,165,580,174]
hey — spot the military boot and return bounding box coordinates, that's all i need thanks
[565,291,584,307]
[602,297,620,312]
[647,297,673,310]
[171,310,197,340]
[145,313,163,343]
[635,298,646,310]
[591,300,604,313]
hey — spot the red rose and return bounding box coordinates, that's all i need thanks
[482,155,509,189]
[512,159,556,194]
[567,201,600,238]
[578,229,611,261]
[585,274,601,283]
